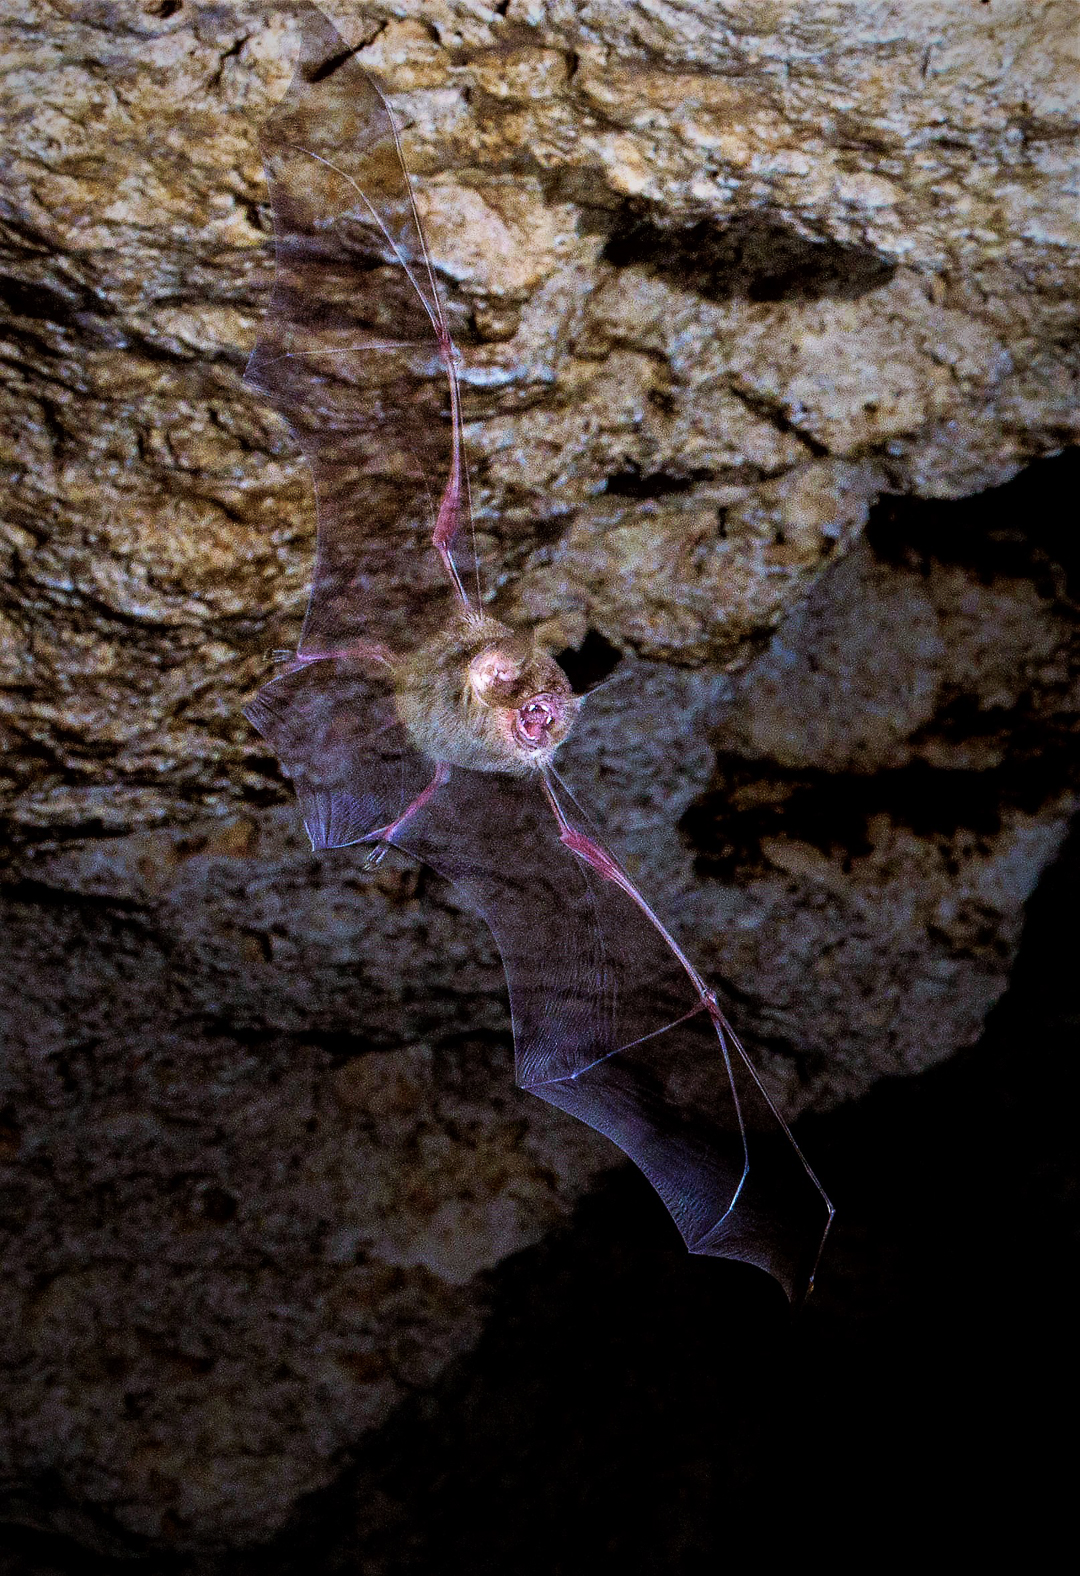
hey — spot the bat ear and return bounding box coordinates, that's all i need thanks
[468,640,529,701]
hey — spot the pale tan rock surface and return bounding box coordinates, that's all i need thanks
[560,466,1080,1111]
[1,0,1077,832]
[1,0,1078,1556]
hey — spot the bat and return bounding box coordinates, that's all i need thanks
[243,2,833,1303]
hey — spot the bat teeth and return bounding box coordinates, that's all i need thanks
[517,698,554,743]
[511,690,578,756]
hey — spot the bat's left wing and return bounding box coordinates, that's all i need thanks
[384,767,834,1304]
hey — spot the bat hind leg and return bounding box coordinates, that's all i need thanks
[362,761,451,866]
[362,843,392,871]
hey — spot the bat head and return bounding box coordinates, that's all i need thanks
[395,614,581,775]
[467,636,579,764]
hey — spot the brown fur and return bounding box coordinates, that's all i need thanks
[394,614,580,774]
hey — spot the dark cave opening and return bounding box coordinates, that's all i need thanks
[555,628,624,695]
[867,447,1080,596]
[600,210,897,304]
[5,820,1073,1574]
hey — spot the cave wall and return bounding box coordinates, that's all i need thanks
[1,0,1078,1556]
[1,0,1076,834]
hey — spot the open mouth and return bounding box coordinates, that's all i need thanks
[512,694,561,751]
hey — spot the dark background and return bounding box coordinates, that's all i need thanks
[2,811,1075,1573]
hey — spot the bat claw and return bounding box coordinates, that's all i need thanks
[363,840,390,870]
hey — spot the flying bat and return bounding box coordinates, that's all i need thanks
[243,2,833,1302]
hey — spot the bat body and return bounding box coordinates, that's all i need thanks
[244,3,833,1302]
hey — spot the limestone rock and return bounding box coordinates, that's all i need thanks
[0,813,613,1548]
[562,459,1080,1112]
[1,0,1077,833]
[1,0,1078,1556]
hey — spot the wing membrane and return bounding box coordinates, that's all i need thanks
[246,3,468,656]
[390,767,832,1303]
[245,660,430,850]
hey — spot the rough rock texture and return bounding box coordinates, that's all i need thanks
[567,458,1080,1113]
[1,0,1077,832]
[3,455,1077,1552]
[0,816,611,1548]
[1,0,1078,1558]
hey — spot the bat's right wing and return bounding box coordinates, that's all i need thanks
[245,657,433,851]
[389,767,833,1305]
[246,1,470,658]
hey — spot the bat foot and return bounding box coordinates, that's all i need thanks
[362,840,391,870]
